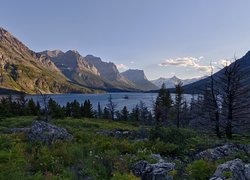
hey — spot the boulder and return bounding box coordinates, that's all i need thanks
[96,129,137,139]
[196,144,249,161]
[28,121,73,143]
[132,160,175,180]
[210,159,250,180]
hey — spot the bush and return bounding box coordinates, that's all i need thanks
[151,139,179,156]
[111,172,140,180]
[186,160,215,180]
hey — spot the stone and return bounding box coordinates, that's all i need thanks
[210,159,250,180]
[96,129,137,139]
[132,160,175,180]
[150,154,165,163]
[196,144,248,161]
[28,121,73,143]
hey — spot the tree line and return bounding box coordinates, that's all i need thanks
[0,60,249,139]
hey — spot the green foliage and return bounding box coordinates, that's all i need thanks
[112,172,140,180]
[151,139,179,156]
[186,160,215,180]
[0,116,249,179]
[223,171,232,178]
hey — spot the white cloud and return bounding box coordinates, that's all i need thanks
[130,61,135,64]
[218,59,232,66]
[116,63,128,72]
[159,56,211,72]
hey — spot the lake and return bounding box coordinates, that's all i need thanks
[26,93,194,111]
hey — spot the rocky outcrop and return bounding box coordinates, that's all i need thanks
[28,121,73,143]
[0,27,95,94]
[121,69,158,91]
[210,159,250,180]
[195,143,250,161]
[132,160,175,180]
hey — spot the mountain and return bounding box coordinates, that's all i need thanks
[0,27,96,94]
[42,51,136,91]
[121,69,158,91]
[151,76,207,88]
[84,55,136,90]
[183,51,250,93]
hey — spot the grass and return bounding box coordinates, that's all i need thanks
[0,116,249,179]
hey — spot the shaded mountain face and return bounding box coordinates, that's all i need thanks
[183,51,250,93]
[151,76,207,88]
[0,27,95,94]
[121,69,158,91]
[42,52,136,91]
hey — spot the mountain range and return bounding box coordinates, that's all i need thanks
[0,27,157,94]
[151,76,207,88]
[1,27,249,95]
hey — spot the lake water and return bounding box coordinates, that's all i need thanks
[26,93,194,111]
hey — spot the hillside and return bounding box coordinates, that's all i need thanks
[0,27,97,94]
[183,51,250,93]
[0,116,249,179]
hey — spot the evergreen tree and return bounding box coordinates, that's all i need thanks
[97,102,102,118]
[130,105,140,121]
[121,106,129,121]
[103,107,110,119]
[65,102,71,117]
[174,82,184,128]
[82,100,94,118]
[71,100,81,118]
[154,83,173,125]
[27,98,36,115]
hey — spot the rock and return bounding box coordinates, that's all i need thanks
[210,159,250,180]
[245,164,250,180]
[28,121,73,143]
[132,160,175,180]
[196,144,248,161]
[150,154,165,163]
[96,129,137,139]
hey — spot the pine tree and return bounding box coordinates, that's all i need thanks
[27,98,36,115]
[71,100,81,118]
[174,82,184,128]
[121,106,129,121]
[154,83,173,125]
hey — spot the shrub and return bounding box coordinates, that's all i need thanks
[111,172,140,180]
[186,160,215,180]
[151,139,179,156]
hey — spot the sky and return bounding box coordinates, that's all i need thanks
[1,0,250,80]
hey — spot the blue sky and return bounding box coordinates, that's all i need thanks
[1,0,250,80]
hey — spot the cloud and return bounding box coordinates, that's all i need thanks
[116,63,128,72]
[218,59,232,66]
[159,56,211,72]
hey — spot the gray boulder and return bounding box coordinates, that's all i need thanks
[196,144,249,161]
[132,160,175,180]
[210,159,250,180]
[28,121,73,143]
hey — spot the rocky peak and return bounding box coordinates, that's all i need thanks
[84,55,121,81]
[0,27,30,54]
[121,69,148,81]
